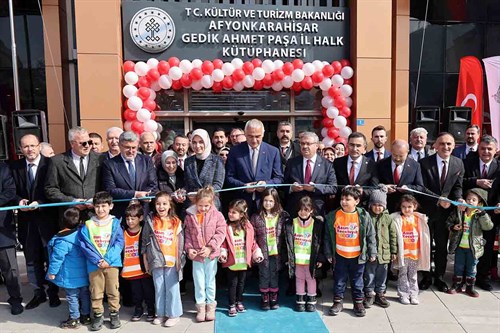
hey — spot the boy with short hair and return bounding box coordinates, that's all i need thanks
[324,186,377,317]
[79,191,124,331]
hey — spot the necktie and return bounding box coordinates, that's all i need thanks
[417,152,422,161]
[377,151,383,162]
[27,163,35,190]
[304,159,312,184]
[482,164,488,179]
[281,146,287,157]
[127,160,136,187]
[349,160,357,185]
[440,160,447,188]
[178,158,183,170]
[79,156,85,179]
[252,148,258,175]
[469,147,475,154]
[393,165,400,185]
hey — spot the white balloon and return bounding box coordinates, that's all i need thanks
[339,126,352,138]
[231,58,243,69]
[168,67,182,80]
[192,80,203,91]
[192,59,202,68]
[312,60,324,71]
[273,60,284,70]
[322,137,335,146]
[201,75,214,89]
[122,85,137,98]
[345,97,353,107]
[123,121,133,131]
[341,66,354,79]
[137,108,152,122]
[156,123,163,134]
[152,131,159,140]
[158,75,172,89]
[322,90,329,97]
[148,89,156,100]
[179,60,193,74]
[124,72,139,85]
[331,74,344,88]
[340,84,353,97]
[282,76,293,88]
[303,63,315,76]
[146,58,159,69]
[212,69,224,82]
[334,116,347,129]
[291,69,305,82]
[326,106,339,119]
[271,82,283,91]
[252,67,265,80]
[321,96,333,108]
[150,81,161,92]
[127,96,143,111]
[319,78,332,91]
[233,81,244,91]
[321,127,328,138]
[134,62,149,76]
[221,62,235,76]
[262,60,275,73]
[242,75,255,88]
[144,119,158,132]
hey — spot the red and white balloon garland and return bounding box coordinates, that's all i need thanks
[122,57,354,145]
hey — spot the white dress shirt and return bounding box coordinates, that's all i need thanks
[391,160,404,180]
[71,151,88,176]
[479,159,492,178]
[302,154,318,182]
[347,156,362,181]
[121,155,136,173]
[410,148,425,161]
[435,155,450,180]
[26,154,41,178]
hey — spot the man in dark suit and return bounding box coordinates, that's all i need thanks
[45,127,102,224]
[463,135,499,291]
[409,127,432,161]
[276,121,301,171]
[377,139,425,213]
[366,125,391,162]
[225,119,283,215]
[452,124,480,160]
[11,134,60,309]
[102,126,123,160]
[333,132,379,205]
[284,132,337,217]
[419,132,465,292]
[102,131,158,219]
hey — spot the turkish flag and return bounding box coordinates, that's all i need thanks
[456,56,484,133]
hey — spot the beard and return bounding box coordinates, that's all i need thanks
[374,141,384,149]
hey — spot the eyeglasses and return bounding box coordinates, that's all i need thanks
[75,140,93,147]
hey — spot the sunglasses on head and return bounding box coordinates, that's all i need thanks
[77,140,93,147]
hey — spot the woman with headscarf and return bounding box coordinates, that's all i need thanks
[157,150,186,219]
[184,129,225,209]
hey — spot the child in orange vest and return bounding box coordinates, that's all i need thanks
[390,194,431,305]
[219,199,263,317]
[122,204,155,322]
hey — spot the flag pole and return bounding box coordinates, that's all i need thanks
[8,0,21,110]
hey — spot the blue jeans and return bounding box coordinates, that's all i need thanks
[66,286,90,319]
[192,258,218,304]
[152,267,183,318]
[454,247,478,278]
[363,260,388,294]
[333,254,365,301]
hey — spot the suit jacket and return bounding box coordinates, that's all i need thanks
[102,154,158,218]
[333,155,379,205]
[10,155,58,245]
[463,156,499,205]
[365,149,391,162]
[408,146,432,160]
[0,162,16,247]
[284,155,337,216]
[278,140,301,171]
[377,157,425,213]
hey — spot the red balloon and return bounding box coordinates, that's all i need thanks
[147,69,160,82]
[171,80,182,90]
[131,120,144,134]
[232,68,245,82]
[168,57,180,67]
[242,62,254,75]
[340,59,351,67]
[272,69,285,81]
[254,80,264,90]
[123,108,136,121]
[322,65,335,77]
[123,61,135,73]
[292,59,304,69]
[331,61,342,74]
[322,117,334,128]
[222,76,233,89]
[262,73,274,86]
[213,59,223,69]
[328,127,340,139]
[201,60,214,75]
[123,100,130,109]
[190,68,203,81]
[340,106,352,117]
[328,86,341,98]
[312,71,324,84]
[321,108,327,117]
[336,137,348,144]
[157,61,170,75]
[212,81,223,92]
[301,76,313,90]
[180,74,192,87]
[292,81,302,93]
[143,99,156,111]
[150,111,156,120]
[137,87,150,100]
[344,78,352,86]
[252,58,262,68]
[282,62,294,75]
[334,96,346,108]
[137,77,150,88]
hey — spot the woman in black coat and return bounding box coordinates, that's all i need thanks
[157,150,186,220]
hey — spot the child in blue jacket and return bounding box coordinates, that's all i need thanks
[47,207,91,329]
[79,191,124,331]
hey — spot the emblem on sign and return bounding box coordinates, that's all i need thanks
[130,7,175,53]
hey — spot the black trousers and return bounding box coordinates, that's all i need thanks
[428,212,450,279]
[129,276,155,311]
[0,247,22,305]
[477,225,498,282]
[227,269,246,306]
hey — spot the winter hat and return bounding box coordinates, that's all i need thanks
[466,188,488,206]
[369,188,387,208]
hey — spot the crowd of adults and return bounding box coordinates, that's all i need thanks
[0,119,498,315]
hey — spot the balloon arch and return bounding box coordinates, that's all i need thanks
[121,57,354,146]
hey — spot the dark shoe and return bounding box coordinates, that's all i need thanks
[270,292,279,310]
[236,302,246,313]
[295,295,306,312]
[433,278,449,293]
[25,294,47,310]
[228,305,237,317]
[328,298,343,316]
[146,309,156,322]
[90,314,104,331]
[49,295,61,308]
[10,302,24,315]
[448,276,464,294]
[316,286,322,298]
[353,300,366,317]
[465,277,480,298]
[260,292,270,310]
[374,293,390,308]
[418,277,432,290]
[305,295,317,312]
[109,311,121,329]
[476,279,493,291]
[363,294,374,308]
[60,317,81,329]
[80,314,91,325]
[131,307,143,321]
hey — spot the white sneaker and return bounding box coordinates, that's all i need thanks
[399,296,410,305]
[164,317,180,327]
[152,316,165,325]
[410,296,419,305]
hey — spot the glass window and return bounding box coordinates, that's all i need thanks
[445,23,484,73]
[295,88,322,111]
[410,20,445,73]
[295,116,322,138]
[443,74,459,108]
[487,0,500,22]
[409,73,444,108]
[485,24,500,57]
[156,90,184,111]
[157,119,184,150]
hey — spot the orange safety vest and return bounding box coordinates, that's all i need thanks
[122,229,143,278]
[334,210,361,258]
[402,215,419,260]
[153,216,179,267]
